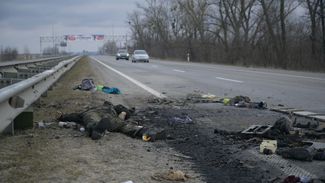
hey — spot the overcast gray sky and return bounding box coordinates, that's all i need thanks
[0,0,141,53]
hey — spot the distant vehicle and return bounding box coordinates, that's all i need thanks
[132,50,149,63]
[116,49,129,60]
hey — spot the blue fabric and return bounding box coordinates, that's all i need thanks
[102,86,121,94]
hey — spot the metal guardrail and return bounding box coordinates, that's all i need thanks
[0,56,69,68]
[0,56,73,89]
[0,56,81,133]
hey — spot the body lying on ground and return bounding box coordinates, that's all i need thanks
[58,101,151,140]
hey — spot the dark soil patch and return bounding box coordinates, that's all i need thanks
[135,105,278,183]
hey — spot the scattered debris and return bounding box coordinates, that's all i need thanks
[242,125,272,135]
[283,175,301,183]
[100,86,121,94]
[148,97,174,105]
[79,127,85,132]
[58,121,77,129]
[171,153,192,159]
[201,94,217,99]
[152,170,190,181]
[121,181,133,183]
[293,118,319,129]
[186,93,221,103]
[169,115,193,125]
[142,128,166,142]
[223,98,231,105]
[37,121,45,128]
[73,78,96,91]
[230,96,251,105]
[142,134,151,142]
[281,175,320,183]
[260,140,277,154]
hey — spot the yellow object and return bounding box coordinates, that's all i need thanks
[142,134,151,142]
[223,98,230,105]
[260,140,277,154]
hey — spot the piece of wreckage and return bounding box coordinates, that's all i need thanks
[57,101,166,141]
[239,116,325,161]
[186,94,267,109]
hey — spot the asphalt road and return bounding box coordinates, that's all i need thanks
[92,56,325,113]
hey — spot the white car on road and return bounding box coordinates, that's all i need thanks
[132,50,149,63]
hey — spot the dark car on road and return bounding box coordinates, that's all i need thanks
[116,49,129,60]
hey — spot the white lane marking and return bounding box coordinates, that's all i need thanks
[234,69,325,81]
[215,76,243,83]
[173,69,185,73]
[208,66,325,81]
[92,57,166,98]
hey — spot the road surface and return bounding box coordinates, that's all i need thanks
[92,56,325,113]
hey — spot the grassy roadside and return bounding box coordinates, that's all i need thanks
[34,56,103,122]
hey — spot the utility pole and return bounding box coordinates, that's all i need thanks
[52,25,55,55]
[125,35,127,49]
[40,38,42,56]
[321,0,325,62]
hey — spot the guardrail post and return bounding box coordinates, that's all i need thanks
[13,107,34,131]
[3,121,14,135]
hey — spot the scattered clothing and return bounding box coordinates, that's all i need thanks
[73,79,121,94]
[101,86,121,94]
[223,96,267,109]
[73,78,96,91]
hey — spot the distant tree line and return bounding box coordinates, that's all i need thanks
[128,0,325,71]
[98,40,118,55]
[0,47,18,61]
[42,47,59,56]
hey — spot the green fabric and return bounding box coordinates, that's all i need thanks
[96,85,104,91]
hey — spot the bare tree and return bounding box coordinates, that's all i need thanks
[127,0,324,70]
[1,47,18,61]
[99,40,118,55]
[304,0,320,56]
[320,0,325,61]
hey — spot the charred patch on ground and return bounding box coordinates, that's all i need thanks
[132,105,280,182]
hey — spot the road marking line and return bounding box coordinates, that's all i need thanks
[215,76,243,83]
[91,57,166,98]
[173,69,185,73]
[212,67,325,81]
[239,70,325,81]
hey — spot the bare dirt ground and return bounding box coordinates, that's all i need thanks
[1,57,324,183]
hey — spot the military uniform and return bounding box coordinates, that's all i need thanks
[58,101,146,140]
